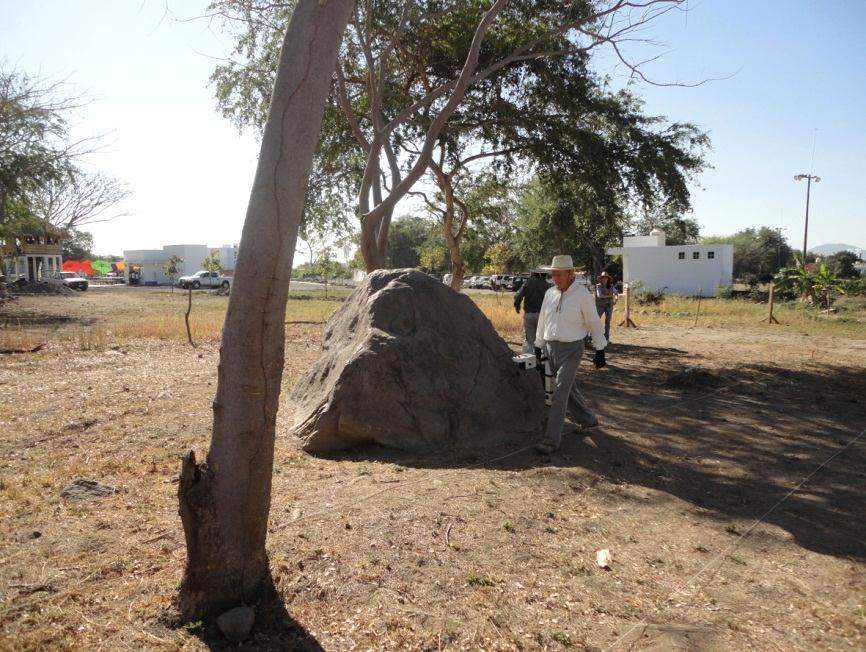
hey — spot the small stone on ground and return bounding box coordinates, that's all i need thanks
[60,478,119,499]
[216,606,255,642]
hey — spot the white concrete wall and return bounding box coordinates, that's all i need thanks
[623,233,665,248]
[123,249,164,264]
[124,245,210,283]
[137,262,170,285]
[216,244,238,271]
[622,244,733,297]
[163,245,209,276]
[123,249,162,283]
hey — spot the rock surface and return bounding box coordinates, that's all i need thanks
[216,605,255,642]
[290,269,544,452]
[60,479,120,499]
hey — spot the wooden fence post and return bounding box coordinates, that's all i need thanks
[694,288,702,326]
[185,285,196,347]
[763,283,780,324]
[618,283,638,328]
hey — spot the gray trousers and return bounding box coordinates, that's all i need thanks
[542,339,598,447]
[522,312,539,353]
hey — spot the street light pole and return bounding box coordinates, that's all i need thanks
[794,173,821,264]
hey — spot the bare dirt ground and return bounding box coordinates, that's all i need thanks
[1,290,864,651]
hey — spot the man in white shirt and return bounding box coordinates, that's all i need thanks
[534,255,607,453]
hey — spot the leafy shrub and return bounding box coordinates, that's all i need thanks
[629,279,665,305]
[716,285,735,299]
[774,264,846,308]
[840,278,866,296]
[636,288,665,305]
[747,285,769,303]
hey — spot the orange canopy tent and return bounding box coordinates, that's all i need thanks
[63,260,96,276]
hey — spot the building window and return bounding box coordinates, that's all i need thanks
[693,251,700,260]
[678,252,685,260]
[708,251,715,259]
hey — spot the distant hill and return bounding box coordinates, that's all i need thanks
[810,243,864,257]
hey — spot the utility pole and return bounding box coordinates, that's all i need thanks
[794,173,821,264]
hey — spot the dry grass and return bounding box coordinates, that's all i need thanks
[472,292,866,342]
[1,286,865,650]
[0,286,348,352]
[5,286,859,354]
[631,294,866,339]
[103,288,346,343]
[0,327,45,352]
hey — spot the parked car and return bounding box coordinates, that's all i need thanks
[489,274,508,290]
[463,275,477,288]
[474,275,493,289]
[178,270,231,290]
[50,271,88,291]
[508,275,529,291]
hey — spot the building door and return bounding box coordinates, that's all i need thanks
[27,256,35,281]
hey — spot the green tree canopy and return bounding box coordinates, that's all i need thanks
[1,66,128,242]
[61,228,93,260]
[703,227,792,283]
[823,250,861,279]
[631,205,701,246]
[386,215,435,268]
[207,0,708,273]
[509,175,627,274]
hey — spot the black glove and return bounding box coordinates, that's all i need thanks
[534,346,544,364]
[514,306,520,314]
[593,348,607,369]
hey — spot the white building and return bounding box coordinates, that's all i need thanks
[607,229,733,297]
[122,243,240,285]
[215,244,238,272]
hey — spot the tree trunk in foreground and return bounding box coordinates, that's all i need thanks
[177,0,353,621]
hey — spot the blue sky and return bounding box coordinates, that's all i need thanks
[2,0,864,255]
[597,0,866,249]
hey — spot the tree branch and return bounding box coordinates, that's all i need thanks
[362,0,509,227]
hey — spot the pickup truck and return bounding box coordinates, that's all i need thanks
[50,271,88,291]
[490,274,512,291]
[178,270,231,290]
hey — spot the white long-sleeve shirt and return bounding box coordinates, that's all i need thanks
[534,281,608,350]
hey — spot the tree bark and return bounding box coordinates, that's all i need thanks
[430,163,467,291]
[444,224,466,290]
[356,0,508,273]
[176,0,353,621]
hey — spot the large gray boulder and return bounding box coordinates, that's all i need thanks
[290,269,544,452]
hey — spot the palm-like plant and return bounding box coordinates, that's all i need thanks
[774,262,845,308]
[811,263,846,309]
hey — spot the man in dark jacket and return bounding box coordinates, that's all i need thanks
[514,271,550,353]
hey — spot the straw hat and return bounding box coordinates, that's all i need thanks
[546,255,574,271]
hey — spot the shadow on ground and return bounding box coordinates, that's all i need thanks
[0,309,96,328]
[183,574,324,651]
[314,346,866,561]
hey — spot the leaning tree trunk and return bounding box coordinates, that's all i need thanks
[444,225,466,291]
[431,165,466,291]
[176,0,353,621]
